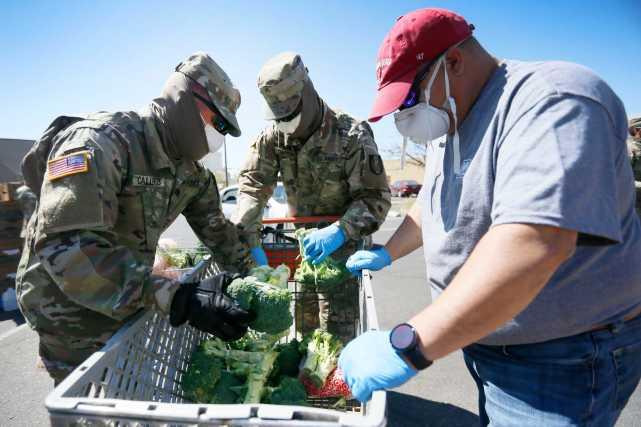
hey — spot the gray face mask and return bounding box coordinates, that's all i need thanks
[151,72,209,161]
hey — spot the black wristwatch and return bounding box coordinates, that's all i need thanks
[390,323,432,370]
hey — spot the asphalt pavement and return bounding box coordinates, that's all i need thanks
[2,202,641,426]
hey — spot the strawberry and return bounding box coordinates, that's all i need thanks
[301,367,351,398]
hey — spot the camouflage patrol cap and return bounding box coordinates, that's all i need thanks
[630,117,641,130]
[258,52,309,120]
[176,52,242,137]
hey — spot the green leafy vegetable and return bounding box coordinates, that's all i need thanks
[300,329,343,388]
[273,338,303,378]
[293,229,351,291]
[227,274,293,335]
[196,338,278,403]
[181,343,223,403]
[265,377,307,406]
[210,370,244,404]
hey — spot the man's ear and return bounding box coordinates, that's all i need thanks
[446,48,465,77]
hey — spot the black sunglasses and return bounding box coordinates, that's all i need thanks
[192,91,231,135]
[399,59,438,111]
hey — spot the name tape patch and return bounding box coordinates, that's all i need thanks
[47,151,89,181]
[133,175,164,187]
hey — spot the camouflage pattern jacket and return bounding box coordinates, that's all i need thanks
[17,110,251,337]
[234,103,391,254]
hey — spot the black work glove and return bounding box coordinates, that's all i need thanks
[169,272,251,341]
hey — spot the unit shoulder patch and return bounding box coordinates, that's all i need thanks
[47,151,90,181]
[369,154,384,175]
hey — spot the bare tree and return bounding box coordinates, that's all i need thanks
[384,136,446,168]
[384,139,428,168]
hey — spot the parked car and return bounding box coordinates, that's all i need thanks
[390,179,422,198]
[220,183,288,219]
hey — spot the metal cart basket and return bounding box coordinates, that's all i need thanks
[46,217,386,426]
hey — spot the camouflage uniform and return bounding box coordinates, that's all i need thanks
[16,184,37,238]
[629,117,641,217]
[16,53,252,383]
[233,53,391,341]
[0,183,25,294]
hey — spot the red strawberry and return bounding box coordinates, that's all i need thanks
[301,368,351,398]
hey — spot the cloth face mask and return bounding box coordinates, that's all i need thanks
[276,111,302,135]
[203,118,225,154]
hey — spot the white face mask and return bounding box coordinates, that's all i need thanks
[393,56,462,174]
[275,112,302,135]
[203,121,225,154]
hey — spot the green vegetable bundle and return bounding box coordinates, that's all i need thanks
[182,336,306,405]
[227,264,293,335]
[293,228,351,292]
[182,330,347,406]
[156,244,210,269]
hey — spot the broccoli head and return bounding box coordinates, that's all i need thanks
[227,278,293,335]
[273,339,303,378]
[210,370,244,404]
[265,377,307,406]
[181,345,223,403]
[300,329,343,388]
[248,264,290,289]
[199,338,279,404]
[227,277,256,311]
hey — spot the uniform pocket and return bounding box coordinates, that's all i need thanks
[613,341,641,410]
[141,190,168,250]
[113,192,147,251]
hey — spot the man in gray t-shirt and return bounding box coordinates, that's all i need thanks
[338,8,641,426]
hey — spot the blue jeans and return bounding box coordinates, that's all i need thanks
[463,315,641,427]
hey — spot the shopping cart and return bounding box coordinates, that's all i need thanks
[45,221,386,426]
[261,216,361,341]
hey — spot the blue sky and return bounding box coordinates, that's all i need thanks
[2,0,640,171]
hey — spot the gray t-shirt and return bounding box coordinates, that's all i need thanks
[419,59,641,346]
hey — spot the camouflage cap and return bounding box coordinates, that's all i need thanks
[630,117,641,130]
[176,52,242,137]
[258,52,308,120]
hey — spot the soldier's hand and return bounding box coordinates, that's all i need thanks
[169,272,251,341]
[303,224,346,265]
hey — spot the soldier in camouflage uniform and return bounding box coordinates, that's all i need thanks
[0,183,25,295]
[16,184,37,237]
[629,117,641,217]
[16,52,253,383]
[232,52,391,341]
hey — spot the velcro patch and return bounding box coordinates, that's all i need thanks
[47,151,89,181]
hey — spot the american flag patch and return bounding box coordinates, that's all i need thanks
[47,151,89,181]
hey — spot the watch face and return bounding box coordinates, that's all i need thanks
[391,323,415,350]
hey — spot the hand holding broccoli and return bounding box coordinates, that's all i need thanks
[169,272,251,341]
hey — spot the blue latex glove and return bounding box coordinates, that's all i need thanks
[302,224,345,265]
[345,245,392,275]
[250,246,268,266]
[339,330,417,402]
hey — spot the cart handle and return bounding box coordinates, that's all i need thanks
[262,216,341,225]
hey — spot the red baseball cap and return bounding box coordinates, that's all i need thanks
[369,8,474,122]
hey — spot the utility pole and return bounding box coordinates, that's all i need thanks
[223,138,229,187]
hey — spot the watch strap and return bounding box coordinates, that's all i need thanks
[404,344,432,370]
